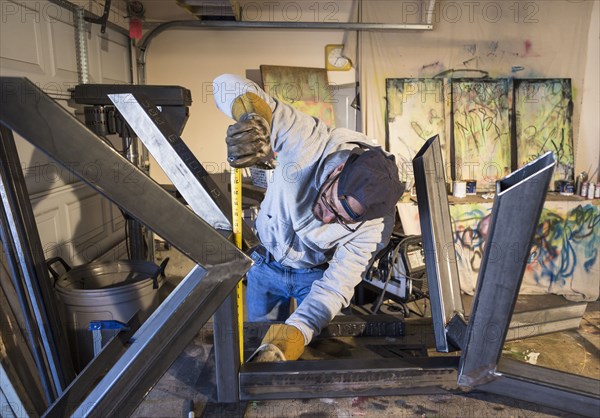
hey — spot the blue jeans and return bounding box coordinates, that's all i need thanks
[247,249,326,322]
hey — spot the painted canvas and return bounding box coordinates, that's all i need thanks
[451,79,511,192]
[386,78,448,184]
[514,79,574,186]
[260,65,335,127]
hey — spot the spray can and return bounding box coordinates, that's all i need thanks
[581,182,588,197]
[575,172,588,195]
[596,183,600,199]
[587,182,596,200]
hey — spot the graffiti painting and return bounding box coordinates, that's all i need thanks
[260,65,335,127]
[451,79,512,192]
[515,79,574,186]
[386,78,448,183]
[450,201,599,301]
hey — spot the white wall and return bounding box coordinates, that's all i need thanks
[0,0,131,265]
[145,28,355,184]
[146,0,598,185]
[577,0,600,182]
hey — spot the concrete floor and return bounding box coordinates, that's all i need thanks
[130,247,599,418]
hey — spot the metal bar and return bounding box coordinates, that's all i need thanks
[0,77,244,267]
[457,153,556,387]
[43,316,141,418]
[445,314,467,350]
[108,92,229,230]
[477,358,600,417]
[412,135,464,352]
[0,363,30,418]
[239,357,460,400]
[108,92,259,249]
[0,271,46,416]
[213,294,241,403]
[71,261,250,417]
[0,126,75,400]
[0,198,56,406]
[139,20,432,58]
[137,21,433,84]
[195,315,405,340]
[46,0,129,36]
[74,7,90,85]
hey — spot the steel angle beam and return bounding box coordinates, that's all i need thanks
[478,358,600,417]
[213,294,240,403]
[69,261,250,417]
[457,152,556,387]
[0,363,30,418]
[241,315,405,345]
[108,92,229,230]
[239,357,460,400]
[43,316,141,418]
[109,92,259,249]
[412,135,465,352]
[0,77,243,267]
[0,126,75,402]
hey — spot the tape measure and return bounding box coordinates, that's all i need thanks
[230,168,244,362]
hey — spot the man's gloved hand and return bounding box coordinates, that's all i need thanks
[226,112,272,168]
[248,324,305,362]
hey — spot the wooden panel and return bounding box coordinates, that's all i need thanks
[97,31,131,83]
[0,0,47,75]
[49,18,78,80]
[34,206,61,259]
[66,193,107,243]
[30,183,125,265]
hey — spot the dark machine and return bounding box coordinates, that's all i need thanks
[362,233,428,315]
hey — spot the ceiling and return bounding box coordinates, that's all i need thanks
[123,0,360,24]
[127,0,240,22]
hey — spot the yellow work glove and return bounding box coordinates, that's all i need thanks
[249,324,305,362]
[226,92,275,169]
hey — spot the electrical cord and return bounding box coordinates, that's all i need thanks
[371,241,402,314]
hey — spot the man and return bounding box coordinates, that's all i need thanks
[213,74,404,361]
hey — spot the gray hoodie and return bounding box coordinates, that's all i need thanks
[213,74,395,343]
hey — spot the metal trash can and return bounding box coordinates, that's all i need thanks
[47,257,168,371]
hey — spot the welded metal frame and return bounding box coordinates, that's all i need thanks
[412,135,465,352]
[452,152,600,416]
[457,152,556,386]
[0,77,252,415]
[238,142,599,416]
[0,126,75,402]
[43,315,141,417]
[479,358,600,417]
[69,263,248,417]
[2,77,597,416]
[239,357,460,400]
[108,91,259,249]
[108,92,229,230]
[213,294,242,403]
[0,77,239,267]
[107,91,260,402]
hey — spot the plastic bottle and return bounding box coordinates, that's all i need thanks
[587,182,596,200]
[595,183,600,199]
[581,182,588,197]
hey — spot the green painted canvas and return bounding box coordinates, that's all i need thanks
[260,65,335,127]
[515,79,574,186]
[452,79,512,192]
